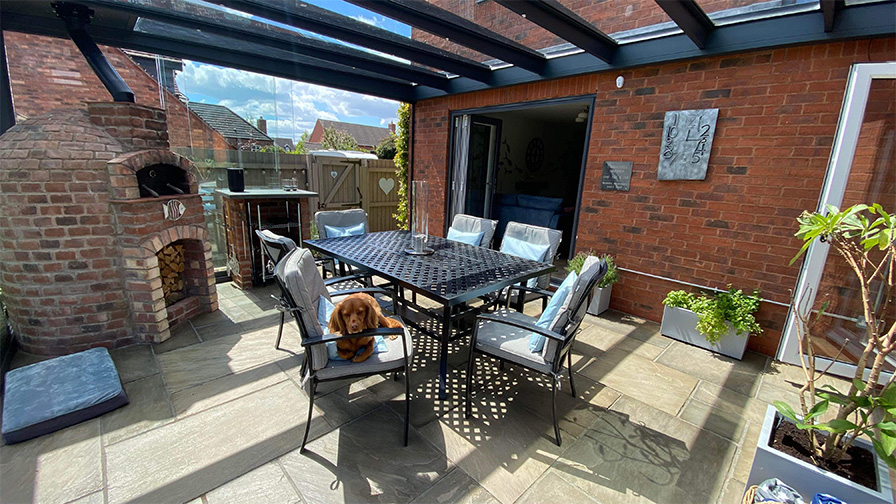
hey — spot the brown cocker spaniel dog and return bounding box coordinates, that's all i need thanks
[329,293,403,362]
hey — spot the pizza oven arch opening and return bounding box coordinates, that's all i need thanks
[137,163,191,198]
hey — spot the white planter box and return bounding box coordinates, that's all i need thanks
[586,285,612,315]
[659,305,748,360]
[747,405,893,504]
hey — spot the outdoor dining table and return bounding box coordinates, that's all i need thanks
[305,230,555,399]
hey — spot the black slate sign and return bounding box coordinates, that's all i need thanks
[601,161,633,191]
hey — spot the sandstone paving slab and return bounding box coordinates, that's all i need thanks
[194,318,245,343]
[515,470,600,504]
[575,322,665,361]
[153,323,201,354]
[719,478,747,504]
[408,467,500,504]
[679,397,747,442]
[101,373,174,446]
[157,327,290,393]
[170,360,290,418]
[577,347,698,416]
[552,395,736,504]
[204,461,302,504]
[104,381,324,504]
[692,381,769,425]
[0,419,103,504]
[68,491,105,504]
[417,386,568,504]
[586,311,671,348]
[189,308,241,328]
[656,343,768,397]
[765,359,852,394]
[733,421,763,482]
[279,406,451,504]
[108,343,159,383]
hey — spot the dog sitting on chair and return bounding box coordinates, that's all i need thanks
[329,293,403,362]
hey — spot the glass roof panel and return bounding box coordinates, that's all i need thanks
[697,0,820,26]
[555,0,678,44]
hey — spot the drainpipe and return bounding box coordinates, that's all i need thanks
[0,30,16,135]
[53,3,135,103]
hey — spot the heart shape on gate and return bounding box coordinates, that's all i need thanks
[378,177,395,195]
[330,170,339,179]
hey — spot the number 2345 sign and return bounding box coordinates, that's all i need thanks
[657,108,719,181]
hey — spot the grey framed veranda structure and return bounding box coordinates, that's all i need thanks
[1,0,895,135]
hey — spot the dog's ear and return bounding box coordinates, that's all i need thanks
[328,302,345,334]
[364,296,379,329]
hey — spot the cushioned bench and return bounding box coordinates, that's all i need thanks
[2,347,129,444]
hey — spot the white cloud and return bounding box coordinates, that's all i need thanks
[176,61,402,142]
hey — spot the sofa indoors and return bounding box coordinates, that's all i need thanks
[492,193,570,249]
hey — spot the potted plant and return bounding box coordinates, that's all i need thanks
[747,203,895,503]
[660,286,762,360]
[567,252,619,315]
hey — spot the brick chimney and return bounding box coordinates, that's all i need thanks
[388,122,396,134]
[256,116,267,134]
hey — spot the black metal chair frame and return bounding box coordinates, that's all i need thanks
[464,260,607,446]
[273,274,411,452]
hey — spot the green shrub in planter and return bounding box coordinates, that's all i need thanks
[566,252,618,288]
[662,287,762,345]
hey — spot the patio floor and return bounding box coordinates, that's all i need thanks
[0,281,884,504]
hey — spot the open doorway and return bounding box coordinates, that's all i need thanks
[448,97,593,258]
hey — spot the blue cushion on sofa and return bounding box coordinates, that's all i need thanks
[517,194,563,211]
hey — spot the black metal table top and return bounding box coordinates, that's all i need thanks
[306,230,554,305]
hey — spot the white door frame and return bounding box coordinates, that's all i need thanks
[777,62,896,380]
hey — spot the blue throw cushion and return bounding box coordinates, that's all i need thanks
[517,194,563,211]
[529,271,577,352]
[320,295,387,360]
[324,222,365,238]
[501,235,550,287]
[446,227,485,246]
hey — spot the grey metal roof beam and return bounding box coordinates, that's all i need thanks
[78,0,450,90]
[494,0,617,63]
[820,0,845,32]
[654,0,714,49]
[211,0,494,83]
[345,0,547,74]
[0,12,417,102]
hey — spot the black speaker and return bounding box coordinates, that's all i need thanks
[227,168,245,192]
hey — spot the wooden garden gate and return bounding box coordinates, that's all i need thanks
[307,156,401,232]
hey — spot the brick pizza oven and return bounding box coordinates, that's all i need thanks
[0,102,218,355]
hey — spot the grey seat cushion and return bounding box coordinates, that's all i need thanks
[474,309,553,374]
[2,347,129,444]
[315,321,414,380]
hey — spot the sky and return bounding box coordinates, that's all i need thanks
[173,0,412,143]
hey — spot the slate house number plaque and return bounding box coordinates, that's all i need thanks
[601,161,633,191]
[657,108,719,180]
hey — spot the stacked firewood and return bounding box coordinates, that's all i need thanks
[158,244,185,305]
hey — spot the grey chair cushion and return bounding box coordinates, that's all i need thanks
[315,209,368,238]
[1,347,129,444]
[315,321,414,380]
[451,214,498,248]
[501,222,562,289]
[276,248,331,370]
[474,309,553,375]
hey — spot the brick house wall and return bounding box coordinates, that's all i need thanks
[412,37,895,357]
[4,32,229,153]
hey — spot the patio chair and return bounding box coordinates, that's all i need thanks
[447,214,499,248]
[314,208,370,278]
[499,221,563,312]
[256,230,299,349]
[274,247,413,452]
[465,256,607,446]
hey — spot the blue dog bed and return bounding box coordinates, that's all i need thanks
[2,347,129,444]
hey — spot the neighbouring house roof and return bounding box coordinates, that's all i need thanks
[187,102,272,142]
[316,119,390,148]
[274,137,294,151]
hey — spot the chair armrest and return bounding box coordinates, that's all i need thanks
[476,312,565,342]
[303,326,405,347]
[508,284,553,298]
[324,273,370,286]
[328,286,395,299]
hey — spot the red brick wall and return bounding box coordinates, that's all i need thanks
[4,32,228,151]
[412,37,895,357]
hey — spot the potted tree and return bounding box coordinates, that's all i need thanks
[567,252,619,315]
[747,203,895,503]
[660,287,762,360]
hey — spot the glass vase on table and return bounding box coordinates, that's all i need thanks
[408,180,433,255]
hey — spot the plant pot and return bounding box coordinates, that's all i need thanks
[586,285,612,316]
[747,405,893,503]
[659,305,748,360]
